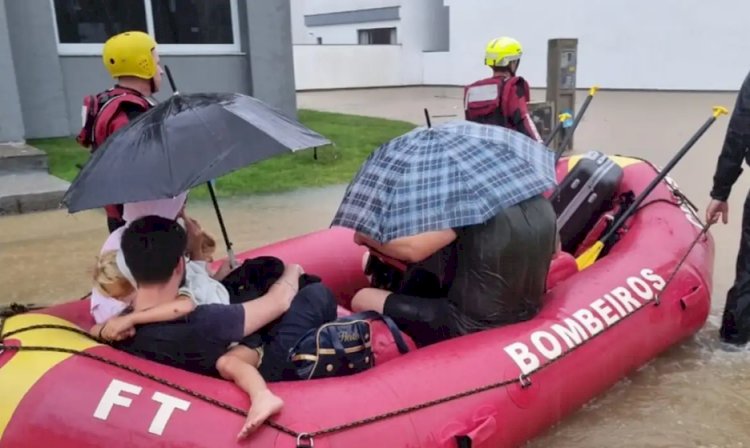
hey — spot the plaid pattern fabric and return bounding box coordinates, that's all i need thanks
[331,120,558,243]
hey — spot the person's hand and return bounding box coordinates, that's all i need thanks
[706,199,729,225]
[281,263,304,284]
[270,264,303,311]
[354,232,367,246]
[100,316,136,341]
[184,216,202,239]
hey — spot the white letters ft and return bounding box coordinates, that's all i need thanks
[93,379,191,435]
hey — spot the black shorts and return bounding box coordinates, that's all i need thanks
[239,283,337,382]
[383,293,462,347]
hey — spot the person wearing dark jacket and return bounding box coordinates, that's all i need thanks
[706,69,750,345]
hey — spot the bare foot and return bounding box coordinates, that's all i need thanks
[237,389,284,440]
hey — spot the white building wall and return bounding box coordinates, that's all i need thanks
[294,45,404,90]
[294,0,750,91]
[291,0,403,44]
[302,0,401,15]
[424,0,750,91]
[306,20,400,45]
[292,0,442,89]
[289,0,311,44]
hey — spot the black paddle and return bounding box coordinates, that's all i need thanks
[576,105,729,270]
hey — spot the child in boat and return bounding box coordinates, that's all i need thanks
[91,211,324,343]
[90,218,228,341]
[89,249,196,341]
[108,215,337,439]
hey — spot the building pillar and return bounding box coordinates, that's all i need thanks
[244,0,298,118]
[0,0,26,142]
[5,0,71,138]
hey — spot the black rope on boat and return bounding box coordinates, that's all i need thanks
[1,323,522,439]
[0,163,708,444]
[653,223,713,306]
[614,153,701,215]
[0,303,46,339]
[0,256,706,447]
[0,324,298,438]
[0,303,45,319]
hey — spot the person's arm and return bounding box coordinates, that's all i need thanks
[187,264,303,343]
[238,264,303,336]
[211,259,234,281]
[98,295,196,341]
[89,323,108,340]
[518,101,543,143]
[354,230,457,263]
[511,78,543,143]
[711,72,750,202]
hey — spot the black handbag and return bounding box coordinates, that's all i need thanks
[287,311,410,380]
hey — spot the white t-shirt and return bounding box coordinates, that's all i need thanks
[184,261,230,306]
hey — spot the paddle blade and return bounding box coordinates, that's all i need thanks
[576,241,605,271]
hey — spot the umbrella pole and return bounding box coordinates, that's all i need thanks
[164,65,179,95]
[424,108,432,127]
[206,181,238,268]
[166,66,236,267]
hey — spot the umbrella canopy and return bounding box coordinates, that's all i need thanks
[331,120,557,243]
[61,92,330,213]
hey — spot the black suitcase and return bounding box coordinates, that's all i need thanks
[549,150,624,253]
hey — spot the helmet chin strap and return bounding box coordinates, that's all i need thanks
[510,59,520,76]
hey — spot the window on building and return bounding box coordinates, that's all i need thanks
[357,27,397,45]
[52,0,241,55]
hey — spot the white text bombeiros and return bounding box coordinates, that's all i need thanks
[504,268,666,375]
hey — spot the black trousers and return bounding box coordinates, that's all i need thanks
[720,189,750,345]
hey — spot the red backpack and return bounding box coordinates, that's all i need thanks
[463,75,531,129]
[76,86,151,152]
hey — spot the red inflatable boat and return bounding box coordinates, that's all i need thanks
[0,154,714,448]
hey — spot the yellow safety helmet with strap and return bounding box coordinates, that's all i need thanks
[484,37,523,68]
[102,31,158,79]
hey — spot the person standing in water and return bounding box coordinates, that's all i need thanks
[463,36,543,142]
[706,69,750,346]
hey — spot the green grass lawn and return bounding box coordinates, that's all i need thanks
[30,109,415,199]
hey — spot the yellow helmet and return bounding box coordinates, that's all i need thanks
[102,31,158,79]
[484,37,523,68]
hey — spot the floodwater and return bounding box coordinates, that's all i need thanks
[0,185,347,306]
[3,87,750,446]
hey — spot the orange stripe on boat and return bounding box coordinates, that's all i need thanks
[0,314,99,439]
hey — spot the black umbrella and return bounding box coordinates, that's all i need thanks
[62,66,331,264]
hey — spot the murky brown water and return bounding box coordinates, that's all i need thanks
[3,88,750,446]
[0,185,346,306]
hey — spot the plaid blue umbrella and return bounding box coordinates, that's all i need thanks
[331,120,557,243]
